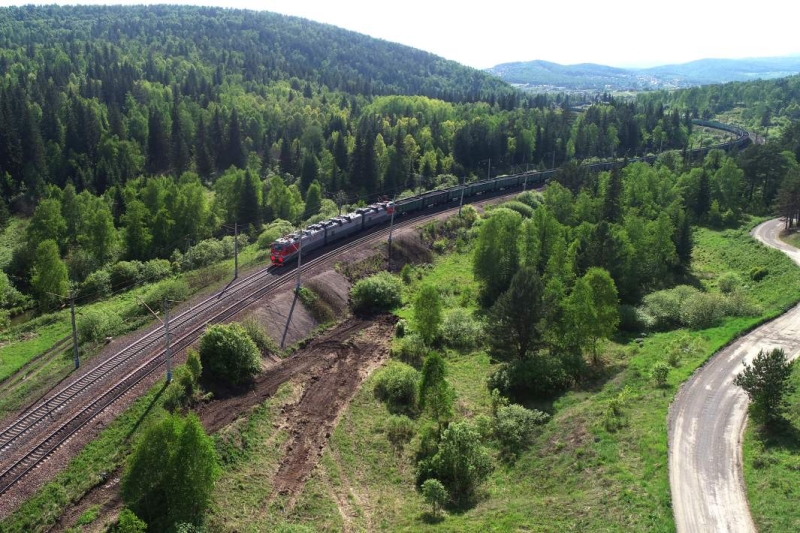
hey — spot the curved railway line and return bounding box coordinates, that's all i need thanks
[0,120,751,504]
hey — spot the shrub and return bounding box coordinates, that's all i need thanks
[414,284,442,345]
[400,264,414,284]
[78,308,124,344]
[141,259,172,283]
[256,218,295,250]
[385,414,415,453]
[494,404,549,459]
[373,361,419,414]
[617,304,647,332]
[432,238,448,254]
[111,261,143,289]
[241,316,276,356]
[516,190,543,208]
[392,332,426,367]
[651,361,670,387]
[112,509,146,533]
[440,308,482,350]
[487,355,572,400]
[421,478,448,516]
[501,200,535,218]
[723,290,760,317]
[350,272,403,314]
[395,319,407,338]
[140,279,190,314]
[199,323,261,385]
[297,286,336,323]
[680,291,725,329]
[717,271,742,294]
[181,239,225,270]
[749,266,768,281]
[81,269,112,301]
[417,420,492,505]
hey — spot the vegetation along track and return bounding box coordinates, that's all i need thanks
[0,120,748,499]
[0,188,517,498]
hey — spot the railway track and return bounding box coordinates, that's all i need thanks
[0,192,509,497]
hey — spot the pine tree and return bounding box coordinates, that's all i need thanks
[227,108,246,170]
[146,109,169,175]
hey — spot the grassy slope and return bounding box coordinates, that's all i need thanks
[284,223,800,531]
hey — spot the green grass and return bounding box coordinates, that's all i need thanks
[0,217,27,271]
[743,360,800,532]
[780,227,800,250]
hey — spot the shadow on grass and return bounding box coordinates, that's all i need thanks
[420,511,445,524]
[125,382,166,441]
[755,418,800,453]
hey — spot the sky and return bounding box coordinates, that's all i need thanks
[2,0,798,69]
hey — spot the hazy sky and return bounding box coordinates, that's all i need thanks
[3,0,798,69]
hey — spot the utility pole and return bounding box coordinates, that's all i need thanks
[523,162,529,191]
[458,176,466,216]
[388,196,397,260]
[234,222,239,279]
[487,158,491,180]
[164,299,172,383]
[281,230,303,349]
[70,293,79,369]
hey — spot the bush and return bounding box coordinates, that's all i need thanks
[416,420,492,505]
[680,292,725,329]
[392,332,426,367]
[350,272,403,314]
[385,414,415,453]
[395,319,407,338]
[638,285,700,330]
[516,190,543,208]
[141,259,172,283]
[140,279,190,315]
[421,478,448,516]
[723,290,760,317]
[501,200,535,218]
[111,261,143,289]
[400,264,414,284]
[257,219,296,249]
[81,269,112,301]
[241,316,277,356]
[617,304,648,332]
[487,355,573,400]
[373,361,419,414]
[494,404,549,459]
[440,308,483,350]
[717,271,742,294]
[199,323,261,385]
[78,308,124,344]
[112,509,146,533]
[651,361,670,387]
[181,239,225,270]
[749,266,768,282]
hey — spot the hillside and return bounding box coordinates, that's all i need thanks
[487,56,800,91]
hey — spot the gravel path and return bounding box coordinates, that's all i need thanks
[669,219,800,532]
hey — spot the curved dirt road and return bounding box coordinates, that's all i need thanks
[669,218,800,532]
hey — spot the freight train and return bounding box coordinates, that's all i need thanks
[270,120,750,266]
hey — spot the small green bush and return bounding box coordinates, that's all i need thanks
[651,361,671,387]
[81,269,112,301]
[373,361,419,414]
[256,218,295,250]
[680,292,725,329]
[241,316,276,356]
[400,264,414,284]
[395,318,407,338]
[350,272,403,314]
[140,279,190,314]
[112,509,146,532]
[440,308,482,350]
[110,261,143,289]
[717,271,742,294]
[141,259,172,283]
[432,238,447,254]
[181,239,225,270]
[392,332,426,367]
[78,308,124,344]
[516,190,543,208]
[494,404,549,459]
[487,355,574,400]
[501,200,535,218]
[385,414,415,452]
[749,266,768,282]
[199,323,261,385]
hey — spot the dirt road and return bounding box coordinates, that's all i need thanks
[669,218,800,532]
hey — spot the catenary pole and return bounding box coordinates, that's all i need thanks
[70,293,79,369]
[164,298,172,383]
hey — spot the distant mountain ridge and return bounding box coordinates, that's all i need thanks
[486,56,800,91]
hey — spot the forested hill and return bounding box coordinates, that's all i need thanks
[0,4,513,103]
